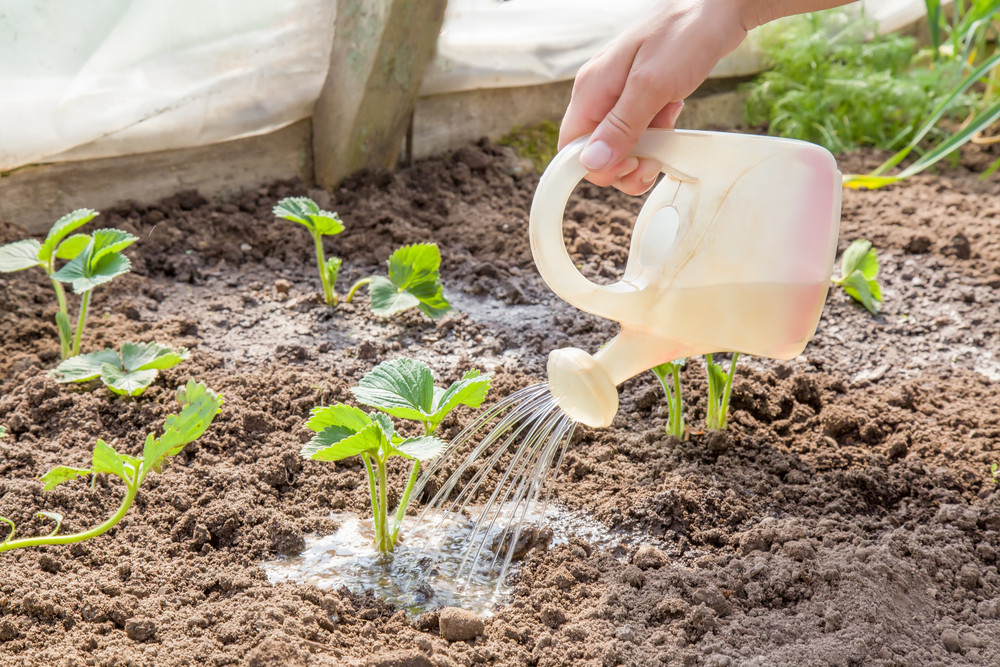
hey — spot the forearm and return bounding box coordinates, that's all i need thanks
[737,0,858,30]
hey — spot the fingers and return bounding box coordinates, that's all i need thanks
[558,45,634,152]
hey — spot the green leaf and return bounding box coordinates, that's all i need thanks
[0,239,42,272]
[324,256,342,290]
[91,439,128,480]
[352,358,436,421]
[101,363,159,396]
[49,349,122,383]
[55,234,92,261]
[52,228,136,294]
[305,404,372,433]
[302,422,385,461]
[39,209,98,263]
[142,382,224,469]
[839,271,881,314]
[120,341,189,372]
[840,239,874,277]
[0,425,6,438]
[369,244,451,318]
[394,436,449,462]
[352,360,490,434]
[35,511,63,537]
[369,276,421,316]
[40,466,93,491]
[835,239,882,314]
[370,412,397,445]
[273,197,345,236]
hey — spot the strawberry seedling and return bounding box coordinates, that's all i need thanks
[273,197,344,306]
[347,244,451,319]
[0,210,135,358]
[50,342,189,396]
[302,358,490,553]
[705,353,739,431]
[651,359,686,440]
[832,239,883,315]
[0,381,222,552]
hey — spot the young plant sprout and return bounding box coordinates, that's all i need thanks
[273,197,344,306]
[50,342,189,396]
[302,359,490,553]
[346,243,452,319]
[651,359,686,439]
[0,209,136,359]
[704,353,739,431]
[0,381,222,552]
[832,239,883,315]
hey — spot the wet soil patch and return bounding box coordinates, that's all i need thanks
[1,139,999,666]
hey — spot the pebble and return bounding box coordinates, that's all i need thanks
[274,279,291,295]
[369,649,433,667]
[438,606,484,641]
[941,628,963,653]
[632,545,669,570]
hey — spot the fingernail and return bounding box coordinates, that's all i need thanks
[615,158,639,180]
[580,140,613,171]
[641,171,659,185]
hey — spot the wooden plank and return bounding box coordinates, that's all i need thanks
[313,0,447,188]
[0,120,313,233]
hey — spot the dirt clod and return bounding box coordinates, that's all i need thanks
[438,607,484,642]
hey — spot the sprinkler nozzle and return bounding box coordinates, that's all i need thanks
[546,347,619,428]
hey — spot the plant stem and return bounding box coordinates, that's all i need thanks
[312,231,335,306]
[391,460,421,542]
[719,353,739,430]
[361,453,382,547]
[345,278,372,303]
[71,291,91,357]
[670,364,684,439]
[50,277,72,358]
[0,478,138,552]
[376,455,390,553]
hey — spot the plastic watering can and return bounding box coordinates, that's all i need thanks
[529,129,842,428]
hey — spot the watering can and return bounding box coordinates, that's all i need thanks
[530,129,842,428]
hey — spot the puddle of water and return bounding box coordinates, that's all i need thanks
[262,502,643,616]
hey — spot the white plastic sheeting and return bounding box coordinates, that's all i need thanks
[0,0,335,171]
[1,0,932,172]
[420,0,934,96]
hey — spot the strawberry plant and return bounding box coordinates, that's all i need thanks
[0,381,222,552]
[832,239,883,315]
[50,342,189,396]
[0,209,136,359]
[302,358,490,553]
[273,197,344,306]
[346,244,451,319]
[705,353,739,431]
[651,359,686,439]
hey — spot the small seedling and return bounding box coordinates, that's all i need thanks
[0,381,222,552]
[302,358,490,553]
[347,244,451,319]
[273,197,344,306]
[50,342,189,396]
[0,426,6,438]
[705,353,739,431]
[651,359,686,439]
[0,210,135,358]
[832,239,883,315]
[992,462,998,484]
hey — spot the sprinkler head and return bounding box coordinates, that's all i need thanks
[546,347,619,428]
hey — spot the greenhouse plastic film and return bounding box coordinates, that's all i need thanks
[0,0,335,171]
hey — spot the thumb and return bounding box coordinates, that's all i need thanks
[580,71,674,172]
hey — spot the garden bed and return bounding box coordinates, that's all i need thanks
[1,139,999,666]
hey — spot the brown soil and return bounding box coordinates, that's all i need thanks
[1,138,999,667]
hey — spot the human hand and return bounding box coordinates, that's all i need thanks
[558,0,750,195]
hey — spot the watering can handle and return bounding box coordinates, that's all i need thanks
[529,129,695,320]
